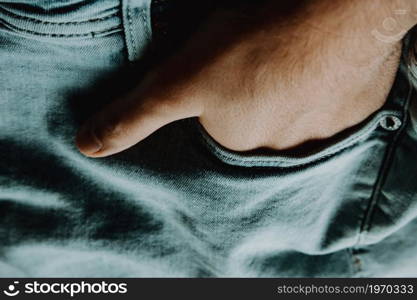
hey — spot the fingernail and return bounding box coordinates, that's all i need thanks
[76,122,103,155]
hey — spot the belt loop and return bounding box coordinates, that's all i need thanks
[122,0,152,61]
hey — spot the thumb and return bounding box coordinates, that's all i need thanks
[75,82,203,158]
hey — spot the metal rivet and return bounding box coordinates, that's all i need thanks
[380,115,402,131]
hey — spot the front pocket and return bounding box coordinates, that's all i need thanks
[192,110,403,168]
[0,1,122,39]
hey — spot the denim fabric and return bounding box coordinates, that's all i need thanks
[1,0,417,277]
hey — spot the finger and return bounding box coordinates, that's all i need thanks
[75,86,203,158]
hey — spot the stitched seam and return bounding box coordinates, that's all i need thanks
[198,112,400,167]
[120,0,130,61]
[127,0,137,59]
[140,8,151,41]
[202,133,357,168]
[0,7,118,25]
[355,79,413,249]
[0,19,121,37]
[357,87,412,243]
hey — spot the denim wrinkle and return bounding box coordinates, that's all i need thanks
[0,0,417,278]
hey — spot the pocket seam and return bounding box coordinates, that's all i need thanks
[139,8,151,43]
[0,7,119,26]
[0,4,122,38]
[196,110,402,168]
[0,18,121,38]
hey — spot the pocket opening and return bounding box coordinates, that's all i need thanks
[193,110,403,168]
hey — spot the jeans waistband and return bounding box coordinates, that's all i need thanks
[0,1,121,38]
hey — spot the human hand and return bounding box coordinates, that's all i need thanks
[76,0,417,158]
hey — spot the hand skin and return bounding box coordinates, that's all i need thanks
[76,0,417,158]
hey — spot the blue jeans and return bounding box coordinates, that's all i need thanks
[1,0,417,277]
